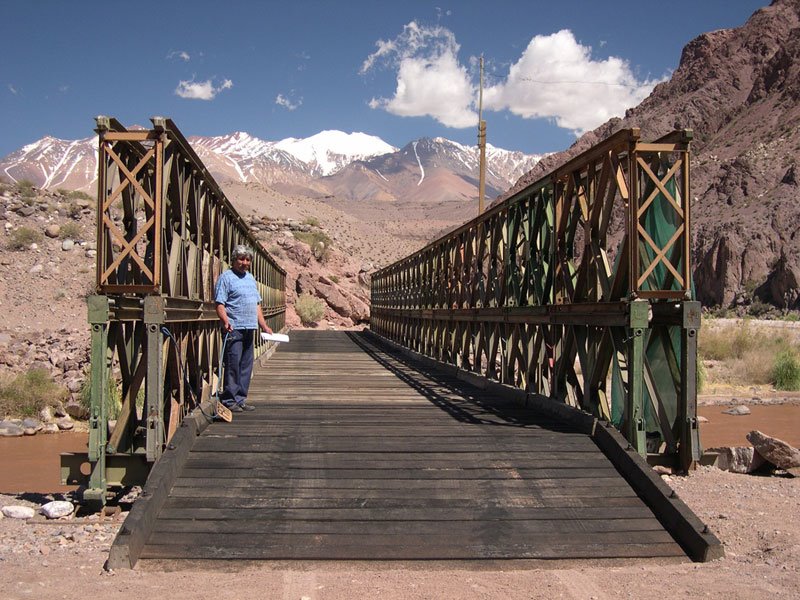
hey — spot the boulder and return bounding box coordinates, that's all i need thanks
[44,224,61,238]
[722,404,751,415]
[61,239,75,251]
[746,430,800,470]
[56,416,74,430]
[64,400,88,419]
[39,406,55,423]
[41,423,60,434]
[22,417,43,432]
[2,505,35,519]
[708,446,765,473]
[0,421,24,437]
[41,501,74,519]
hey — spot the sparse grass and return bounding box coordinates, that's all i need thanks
[9,226,43,250]
[295,293,325,325]
[59,221,82,240]
[773,349,800,391]
[16,179,36,198]
[302,216,320,227]
[329,275,340,284]
[0,369,69,418]
[58,188,94,202]
[699,318,800,388]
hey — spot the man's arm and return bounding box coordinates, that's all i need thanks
[216,303,234,333]
[257,304,273,334]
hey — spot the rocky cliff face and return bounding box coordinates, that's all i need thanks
[506,0,800,310]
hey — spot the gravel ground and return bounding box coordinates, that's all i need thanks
[1,468,797,600]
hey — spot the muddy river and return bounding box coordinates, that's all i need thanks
[1,404,797,494]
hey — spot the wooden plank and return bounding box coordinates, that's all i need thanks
[152,517,666,535]
[156,505,658,521]
[141,541,684,561]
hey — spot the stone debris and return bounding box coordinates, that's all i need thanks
[746,430,800,470]
[40,501,74,519]
[2,505,36,520]
[722,405,752,415]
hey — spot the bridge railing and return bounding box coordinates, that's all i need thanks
[371,128,700,470]
[68,117,286,507]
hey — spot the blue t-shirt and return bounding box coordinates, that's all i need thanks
[215,269,262,330]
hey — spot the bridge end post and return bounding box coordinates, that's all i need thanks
[85,295,110,510]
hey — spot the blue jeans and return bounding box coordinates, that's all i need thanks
[220,329,255,407]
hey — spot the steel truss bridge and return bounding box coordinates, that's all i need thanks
[61,117,286,506]
[371,128,700,470]
[61,119,719,567]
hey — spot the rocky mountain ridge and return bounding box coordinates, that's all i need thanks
[0,130,541,206]
[505,0,800,310]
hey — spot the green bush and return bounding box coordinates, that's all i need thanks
[79,370,123,419]
[329,275,340,284]
[294,230,332,260]
[295,293,325,325]
[59,221,82,240]
[773,350,800,391]
[0,369,69,417]
[9,226,43,250]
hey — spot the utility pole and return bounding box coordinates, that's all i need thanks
[478,56,486,216]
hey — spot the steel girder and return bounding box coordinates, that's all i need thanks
[67,117,286,507]
[371,129,700,471]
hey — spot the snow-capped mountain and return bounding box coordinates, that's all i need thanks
[322,137,544,203]
[0,130,542,203]
[1,136,98,192]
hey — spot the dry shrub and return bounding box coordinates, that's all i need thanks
[295,293,325,325]
[0,369,69,417]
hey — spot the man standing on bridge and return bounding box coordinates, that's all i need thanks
[215,245,273,412]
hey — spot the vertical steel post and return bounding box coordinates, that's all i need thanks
[628,299,649,455]
[680,301,702,470]
[144,296,165,462]
[85,295,110,509]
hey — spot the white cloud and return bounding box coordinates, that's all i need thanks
[167,50,191,62]
[58,85,69,93]
[484,30,664,135]
[361,21,476,128]
[275,93,302,111]
[174,78,233,100]
[8,84,18,95]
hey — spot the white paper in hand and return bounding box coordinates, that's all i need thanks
[261,332,290,343]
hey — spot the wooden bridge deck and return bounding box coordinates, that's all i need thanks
[140,330,685,561]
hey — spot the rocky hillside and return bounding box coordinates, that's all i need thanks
[506,0,800,311]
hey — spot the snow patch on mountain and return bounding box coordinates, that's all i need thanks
[275,130,396,176]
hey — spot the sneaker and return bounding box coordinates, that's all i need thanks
[241,404,256,412]
[228,404,243,413]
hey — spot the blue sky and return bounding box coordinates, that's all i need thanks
[1,0,767,158]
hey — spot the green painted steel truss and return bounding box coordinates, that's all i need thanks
[66,117,286,506]
[371,128,700,471]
